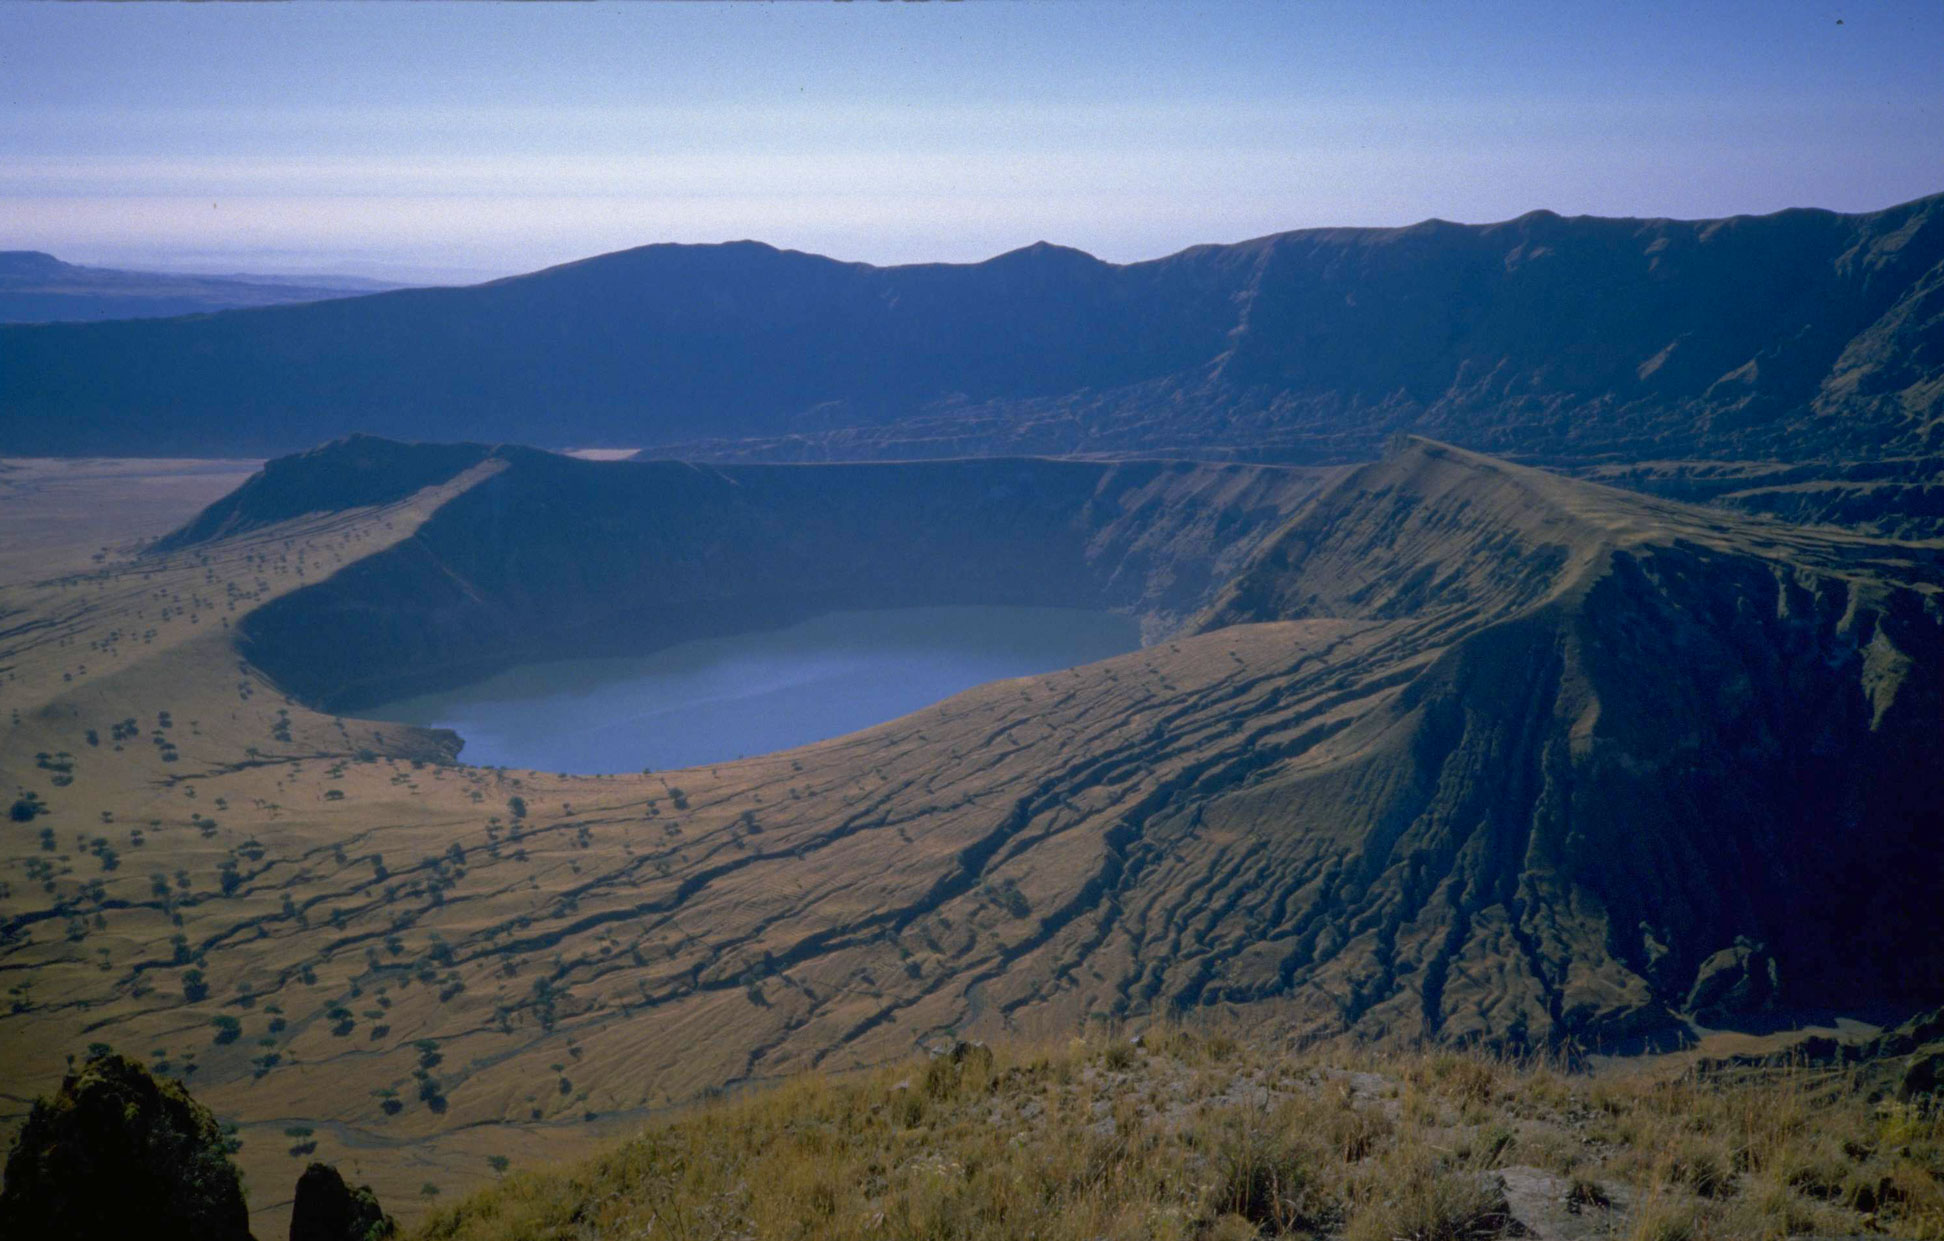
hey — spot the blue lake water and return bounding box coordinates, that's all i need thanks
[365,606,1142,774]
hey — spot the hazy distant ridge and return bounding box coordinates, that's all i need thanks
[0,250,404,325]
[3,193,1941,459]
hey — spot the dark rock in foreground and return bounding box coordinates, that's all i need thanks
[290,1162,395,1241]
[0,1051,254,1241]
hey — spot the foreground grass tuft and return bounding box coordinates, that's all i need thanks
[413,1029,1944,1240]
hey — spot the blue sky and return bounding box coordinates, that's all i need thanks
[3,1,1940,282]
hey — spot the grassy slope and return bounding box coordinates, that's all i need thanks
[0,452,1341,1229]
[413,1026,1944,1241]
[2,443,1941,1234]
[0,457,261,579]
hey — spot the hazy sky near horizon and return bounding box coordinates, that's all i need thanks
[3,2,1941,283]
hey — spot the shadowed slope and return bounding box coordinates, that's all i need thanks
[4,195,1942,461]
[153,437,496,552]
[230,450,1340,710]
[1179,443,1944,1042]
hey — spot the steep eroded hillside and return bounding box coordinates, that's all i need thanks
[3,438,1940,1227]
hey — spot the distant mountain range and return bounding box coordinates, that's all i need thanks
[2,194,1941,467]
[0,251,404,325]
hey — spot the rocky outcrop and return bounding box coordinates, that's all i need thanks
[289,1163,394,1241]
[1685,940,1781,1023]
[1692,1003,1944,1107]
[0,1051,254,1241]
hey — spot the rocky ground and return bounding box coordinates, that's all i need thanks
[413,1023,1944,1241]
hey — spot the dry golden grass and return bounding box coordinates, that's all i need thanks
[411,1028,1944,1241]
[0,456,258,579]
[0,456,1381,1230]
[7,449,1942,1238]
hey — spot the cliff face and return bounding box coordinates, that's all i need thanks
[6,195,1942,463]
[191,439,1944,1048]
[1195,444,1944,1040]
[1554,543,1944,1022]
